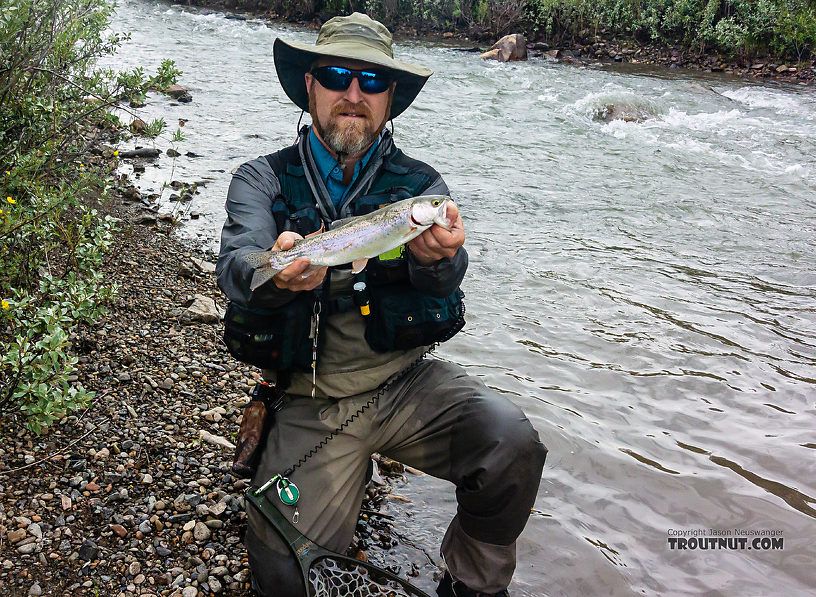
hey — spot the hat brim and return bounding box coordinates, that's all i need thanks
[273,37,432,119]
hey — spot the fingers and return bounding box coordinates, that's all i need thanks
[407,209,465,265]
[273,231,303,251]
[273,259,328,291]
[270,232,327,291]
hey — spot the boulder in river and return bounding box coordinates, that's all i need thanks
[165,84,192,103]
[592,103,653,123]
[480,34,527,62]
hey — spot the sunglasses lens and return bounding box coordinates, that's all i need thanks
[313,67,391,94]
[316,67,352,91]
[358,71,391,93]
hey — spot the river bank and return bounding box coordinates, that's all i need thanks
[0,135,422,596]
[179,0,815,85]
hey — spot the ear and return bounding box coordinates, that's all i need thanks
[304,73,313,95]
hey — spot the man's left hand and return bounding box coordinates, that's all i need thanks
[407,201,465,266]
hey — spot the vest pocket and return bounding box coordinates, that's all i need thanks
[223,296,313,371]
[364,284,465,352]
[287,206,322,237]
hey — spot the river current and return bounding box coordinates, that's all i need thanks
[105,2,816,595]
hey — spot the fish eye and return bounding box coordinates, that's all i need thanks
[432,199,440,207]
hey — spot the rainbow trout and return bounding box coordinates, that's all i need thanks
[245,195,452,290]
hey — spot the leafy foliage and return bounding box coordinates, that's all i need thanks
[0,0,137,433]
[234,0,815,58]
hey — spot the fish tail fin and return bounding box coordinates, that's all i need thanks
[249,264,283,291]
[244,250,284,290]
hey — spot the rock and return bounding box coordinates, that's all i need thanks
[209,577,223,593]
[442,32,453,38]
[776,65,788,73]
[130,119,147,134]
[122,187,142,201]
[528,41,549,51]
[167,148,181,157]
[479,48,502,61]
[182,586,198,597]
[28,584,42,596]
[165,85,192,103]
[28,523,42,539]
[17,543,38,554]
[544,49,562,60]
[198,430,235,450]
[119,148,161,159]
[129,561,141,576]
[191,258,215,275]
[480,33,527,62]
[110,524,127,538]
[592,103,655,123]
[78,539,99,561]
[193,522,211,542]
[181,294,222,324]
[138,520,152,534]
[8,528,26,543]
[751,63,765,70]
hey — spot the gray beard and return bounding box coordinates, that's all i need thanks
[320,118,377,156]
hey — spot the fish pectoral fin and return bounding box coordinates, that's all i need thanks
[351,258,369,274]
[299,264,322,279]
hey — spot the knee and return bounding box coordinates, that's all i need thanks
[467,396,547,475]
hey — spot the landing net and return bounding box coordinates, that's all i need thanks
[309,556,424,597]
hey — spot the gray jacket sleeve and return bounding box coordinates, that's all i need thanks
[216,157,296,308]
[407,174,468,298]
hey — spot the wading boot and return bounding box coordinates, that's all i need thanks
[436,571,510,597]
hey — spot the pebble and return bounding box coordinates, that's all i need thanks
[0,199,413,595]
[17,543,38,554]
[193,522,211,542]
[28,583,42,596]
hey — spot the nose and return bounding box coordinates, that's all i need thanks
[343,77,365,103]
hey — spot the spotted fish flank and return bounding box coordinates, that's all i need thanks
[245,195,452,290]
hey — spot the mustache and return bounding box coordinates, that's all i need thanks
[331,101,372,119]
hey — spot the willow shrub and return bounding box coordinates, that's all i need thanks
[0,0,177,433]
[525,0,816,59]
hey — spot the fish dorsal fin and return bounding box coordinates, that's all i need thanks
[330,215,359,230]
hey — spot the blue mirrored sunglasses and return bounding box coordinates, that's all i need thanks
[310,66,393,94]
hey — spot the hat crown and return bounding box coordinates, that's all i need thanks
[316,12,394,59]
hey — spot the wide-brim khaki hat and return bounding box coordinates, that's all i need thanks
[273,12,433,119]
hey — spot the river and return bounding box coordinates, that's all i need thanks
[105,1,816,595]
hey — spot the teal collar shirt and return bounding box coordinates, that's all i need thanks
[309,127,379,213]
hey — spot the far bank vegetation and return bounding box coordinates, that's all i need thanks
[215,0,816,62]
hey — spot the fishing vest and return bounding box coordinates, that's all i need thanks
[224,129,465,375]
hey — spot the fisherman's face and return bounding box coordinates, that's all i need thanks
[305,58,395,157]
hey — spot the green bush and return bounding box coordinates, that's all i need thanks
[0,0,141,433]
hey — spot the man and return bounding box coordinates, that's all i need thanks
[216,13,546,597]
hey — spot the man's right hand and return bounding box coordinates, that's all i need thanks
[271,231,328,292]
